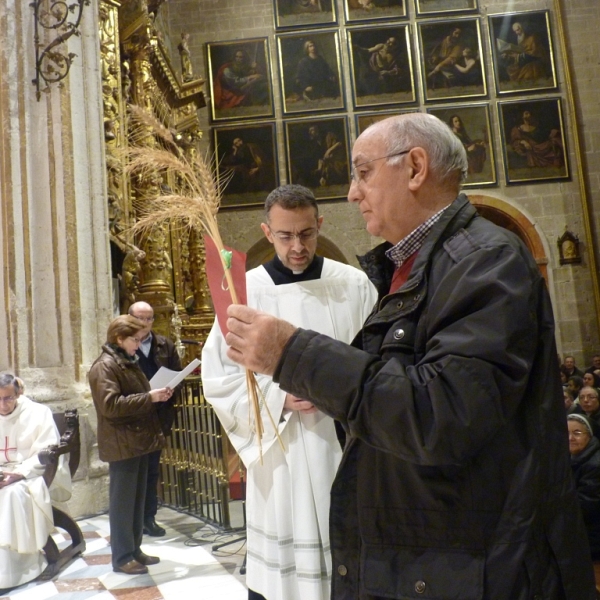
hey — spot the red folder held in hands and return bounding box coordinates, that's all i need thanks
[204,235,247,336]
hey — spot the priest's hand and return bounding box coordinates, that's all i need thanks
[226,305,297,376]
[0,471,25,489]
[284,393,317,415]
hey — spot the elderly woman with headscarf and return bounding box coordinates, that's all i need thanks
[568,413,600,593]
[89,315,172,575]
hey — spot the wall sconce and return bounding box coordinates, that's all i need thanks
[31,0,90,101]
[557,228,582,265]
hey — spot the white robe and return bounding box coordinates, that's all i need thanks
[0,396,72,589]
[202,258,377,600]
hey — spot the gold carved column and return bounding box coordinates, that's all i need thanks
[100,0,214,356]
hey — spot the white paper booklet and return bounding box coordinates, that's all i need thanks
[149,358,201,390]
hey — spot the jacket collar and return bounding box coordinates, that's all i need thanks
[358,194,476,296]
[102,343,139,367]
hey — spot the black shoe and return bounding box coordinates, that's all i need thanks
[143,519,166,537]
[113,559,148,575]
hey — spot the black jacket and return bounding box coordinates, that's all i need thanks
[136,333,182,436]
[571,436,600,560]
[275,195,595,599]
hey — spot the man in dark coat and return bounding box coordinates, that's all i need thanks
[223,113,596,599]
[128,301,182,537]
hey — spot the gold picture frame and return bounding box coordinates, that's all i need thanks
[427,104,496,188]
[498,97,568,185]
[417,18,487,102]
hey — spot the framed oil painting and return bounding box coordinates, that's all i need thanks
[347,25,416,109]
[273,0,337,30]
[355,109,418,136]
[498,98,568,185]
[417,18,486,102]
[213,122,279,208]
[284,116,350,200]
[206,38,274,123]
[427,104,496,187]
[344,0,406,24]
[415,0,478,17]
[277,30,344,115]
[488,11,557,95]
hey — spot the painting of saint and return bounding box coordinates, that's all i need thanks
[214,123,279,207]
[348,26,415,108]
[274,0,336,29]
[428,104,496,187]
[418,19,486,101]
[285,117,350,200]
[344,0,406,23]
[207,38,274,122]
[489,11,556,94]
[498,98,568,184]
[278,31,344,114]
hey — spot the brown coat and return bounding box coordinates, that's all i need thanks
[89,344,165,463]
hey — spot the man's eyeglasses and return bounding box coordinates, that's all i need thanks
[0,395,16,403]
[350,150,411,184]
[268,227,319,245]
[133,316,154,323]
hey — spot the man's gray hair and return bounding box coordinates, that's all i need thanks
[264,184,319,221]
[377,113,468,184]
[0,372,20,394]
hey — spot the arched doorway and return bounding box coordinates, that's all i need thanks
[468,194,549,283]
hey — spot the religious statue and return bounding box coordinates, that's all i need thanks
[178,32,194,82]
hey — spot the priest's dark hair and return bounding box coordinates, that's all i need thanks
[264,184,319,221]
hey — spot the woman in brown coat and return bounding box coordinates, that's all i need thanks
[89,315,172,575]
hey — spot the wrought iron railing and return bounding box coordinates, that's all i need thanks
[159,376,232,529]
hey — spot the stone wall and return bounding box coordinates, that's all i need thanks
[167,0,600,367]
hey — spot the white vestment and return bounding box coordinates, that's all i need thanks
[0,396,72,589]
[202,258,377,600]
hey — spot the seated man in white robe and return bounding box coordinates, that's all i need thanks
[202,185,377,600]
[0,373,72,590]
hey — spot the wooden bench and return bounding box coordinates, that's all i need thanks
[38,409,86,579]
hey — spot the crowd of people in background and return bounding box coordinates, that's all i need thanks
[561,354,600,594]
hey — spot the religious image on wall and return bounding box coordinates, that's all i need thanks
[498,97,568,185]
[273,0,337,29]
[347,25,416,109]
[284,116,350,200]
[213,122,279,208]
[277,30,344,115]
[206,38,274,122]
[344,0,406,24]
[488,11,557,94]
[415,0,478,17]
[417,18,486,102]
[427,104,496,187]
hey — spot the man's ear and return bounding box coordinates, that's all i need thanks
[317,215,324,230]
[260,222,274,242]
[406,147,429,191]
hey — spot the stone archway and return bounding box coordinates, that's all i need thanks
[468,194,549,283]
[246,236,348,271]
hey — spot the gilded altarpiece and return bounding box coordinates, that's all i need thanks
[100,0,213,361]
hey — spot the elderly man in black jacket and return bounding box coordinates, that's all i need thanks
[224,113,595,599]
[128,301,182,537]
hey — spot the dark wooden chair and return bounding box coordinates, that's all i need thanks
[37,409,86,579]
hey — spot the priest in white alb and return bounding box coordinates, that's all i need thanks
[0,373,72,590]
[202,185,377,600]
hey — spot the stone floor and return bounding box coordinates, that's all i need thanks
[1,505,248,600]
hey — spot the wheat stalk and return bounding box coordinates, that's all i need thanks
[124,104,283,462]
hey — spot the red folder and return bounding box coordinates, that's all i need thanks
[204,235,247,336]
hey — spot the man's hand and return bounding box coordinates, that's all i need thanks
[284,393,317,415]
[226,305,297,376]
[0,472,24,489]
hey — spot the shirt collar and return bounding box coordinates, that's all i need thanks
[385,205,449,268]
